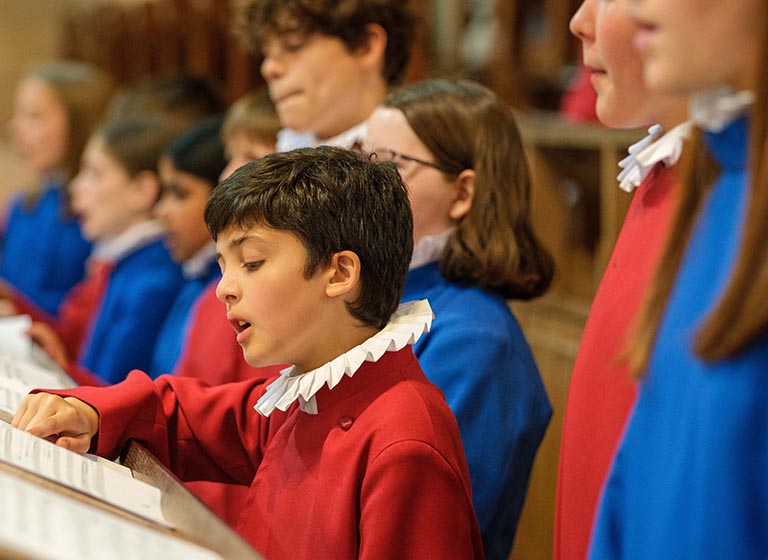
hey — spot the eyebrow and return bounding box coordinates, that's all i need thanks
[228,233,253,250]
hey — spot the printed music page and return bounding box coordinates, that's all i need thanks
[0,469,223,560]
[0,315,32,360]
[0,355,74,415]
[0,421,168,526]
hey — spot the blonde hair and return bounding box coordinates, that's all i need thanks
[222,88,281,146]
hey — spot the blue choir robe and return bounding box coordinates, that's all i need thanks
[150,255,220,378]
[0,182,91,315]
[80,237,183,384]
[403,261,552,560]
[591,115,768,559]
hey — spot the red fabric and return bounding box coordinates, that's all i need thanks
[62,362,108,387]
[56,260,114,358]
[553,164,679,559]
[171,283,283,527]
[53,347,484,560]
[559,65,600,124]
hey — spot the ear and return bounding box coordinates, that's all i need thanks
[325,250,362,299]
[448,169,475,221]
[354,23,388,73]
[131,170,162,212]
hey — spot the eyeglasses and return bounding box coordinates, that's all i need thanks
[374,148,454,175]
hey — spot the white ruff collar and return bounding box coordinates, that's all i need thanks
[276,122,368,152]
[617,121,692,193]
[409,228,453,270]
[255,299,434,417]
[690,87,754,133]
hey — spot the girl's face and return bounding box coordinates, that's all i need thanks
[9,78,69,176]
[70,136,147,242]
[570,0,684,129]
[366,107,466,246]
[629,0,763,93]
[156,158,213,263]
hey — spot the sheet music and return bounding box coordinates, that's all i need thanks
[0,470,223,560]
[0,355,75,415]
[0,421,169,527]
[0,315,33,360]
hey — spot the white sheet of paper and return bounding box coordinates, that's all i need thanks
[0,355,75,415]
[0,315,33,360]
[0,375,36,416]
[0,421,169,526]
[0,470,223,560]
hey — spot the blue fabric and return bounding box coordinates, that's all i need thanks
[0,183,92,315]
[403,262,552,560]
[149,259,220,378]
[80,239,184,384]
[591,115,768,559]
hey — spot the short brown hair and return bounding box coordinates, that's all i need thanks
[382,79,555,300]
[205,146,413,328]
[233,0,414,85]
[96,116,179,205]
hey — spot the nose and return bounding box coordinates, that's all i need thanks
[215,268,240,305]
[570,0,595,44]
[154,195,171,220]
[70,171,86,196]
[260,52,284,82]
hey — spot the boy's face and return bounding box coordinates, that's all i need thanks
[215,224,331,371]
[260,32,376,139]
[156,158,213,262]
[70,136,145,242]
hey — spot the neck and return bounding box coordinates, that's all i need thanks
[295,321,379,374]
[314,80,386,141]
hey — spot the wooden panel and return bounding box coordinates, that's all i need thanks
[507,112,641,558]
[517,111,640,300]
[123,442,261,560]
[508,295,589,560]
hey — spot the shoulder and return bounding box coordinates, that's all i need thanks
[118,241,182,277]
[425,283,521,337]
[361,359,462,442]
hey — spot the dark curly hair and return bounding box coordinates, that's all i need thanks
[232,0,414,85]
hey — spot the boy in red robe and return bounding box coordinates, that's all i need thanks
[12,146,484,560]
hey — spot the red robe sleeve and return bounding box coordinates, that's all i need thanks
[44,370,275,486]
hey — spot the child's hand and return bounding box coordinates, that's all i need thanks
[27,322,70,370]
[12,393,99,454]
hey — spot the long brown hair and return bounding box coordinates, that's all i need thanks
[628,11,768,375]
[383,79,554,300]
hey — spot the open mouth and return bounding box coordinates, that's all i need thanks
[228,316,253,345]
[234,320,252,334]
